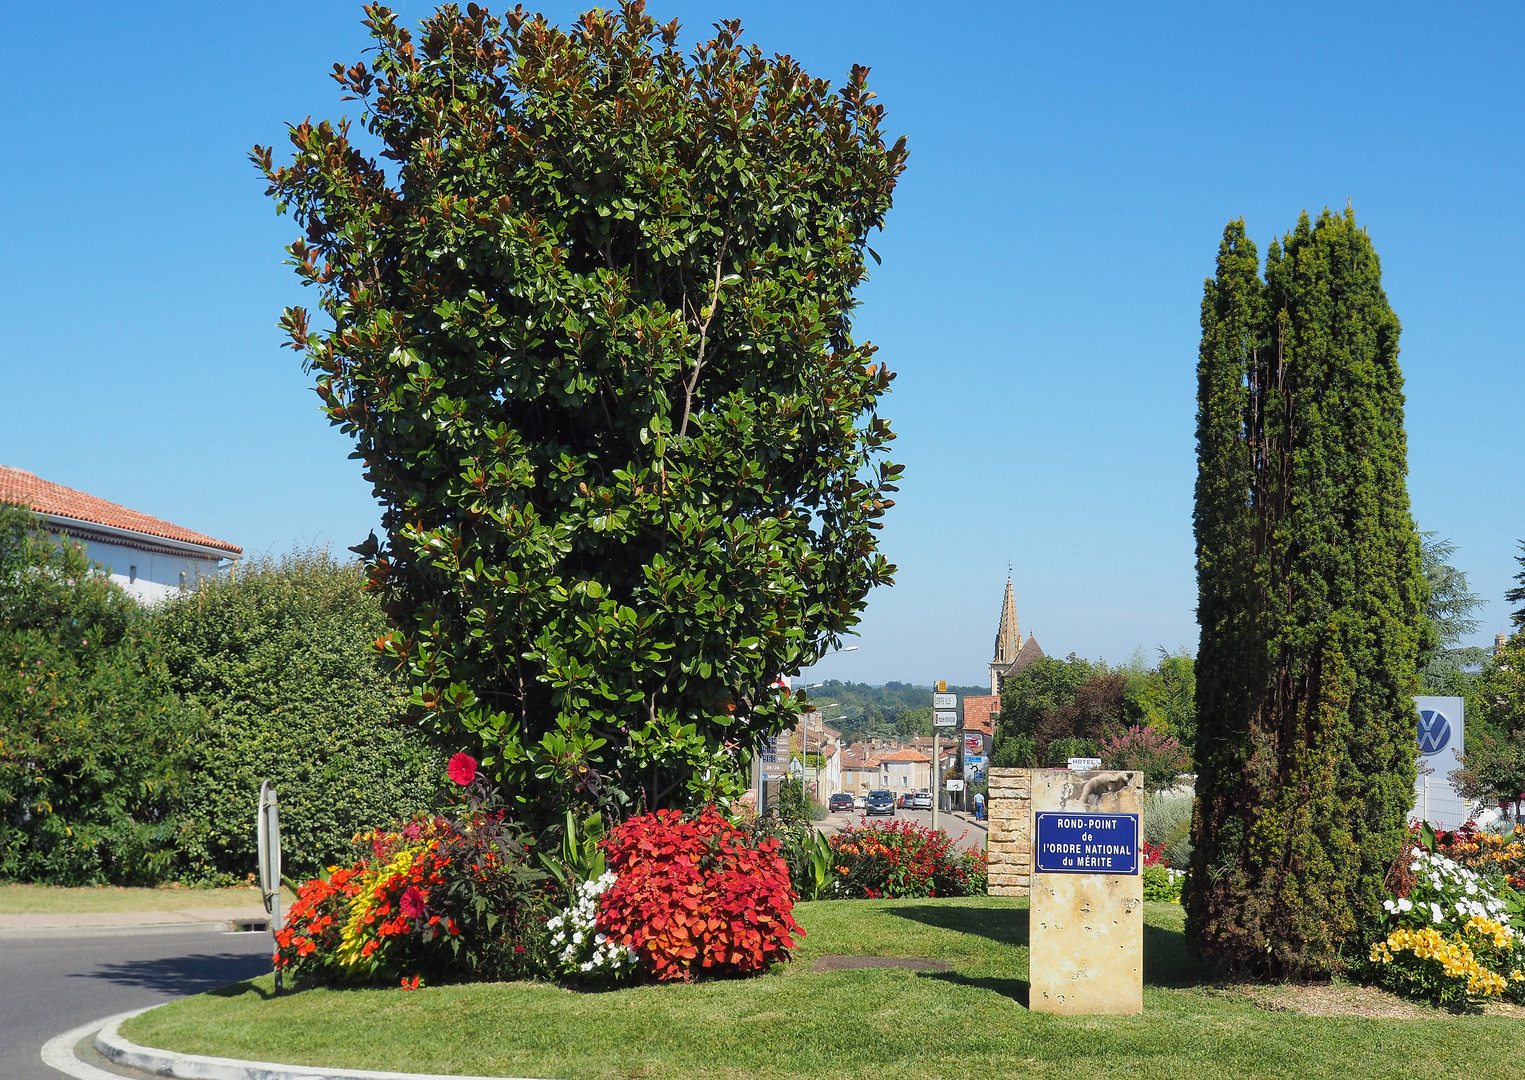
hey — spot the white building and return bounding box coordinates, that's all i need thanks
[1,465,241,602]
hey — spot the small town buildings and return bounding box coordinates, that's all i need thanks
[0,465,241,603]
[876,747,931,791]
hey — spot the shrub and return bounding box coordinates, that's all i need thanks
[598,807,802,982]
[828,819,987,899]
[991,734,1036,768]
[1144,864,1185,903]
[547,871,637,982]
[1100,725,1191,793]
[153,552,445,881]
[1044,735,1098,767]
[0,505,195,885]
[274,809,552,986]
[1367,840,1525,1008]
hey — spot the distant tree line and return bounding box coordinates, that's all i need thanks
[804,680,986,743]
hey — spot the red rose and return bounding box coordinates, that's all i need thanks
[400,885,427,919]
[447,753,478,786]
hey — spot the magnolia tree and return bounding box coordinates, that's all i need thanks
[254,2,905,817]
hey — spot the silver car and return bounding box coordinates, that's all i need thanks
[909,790,932,809]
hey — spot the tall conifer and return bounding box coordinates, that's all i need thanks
[1187,209,1427,976]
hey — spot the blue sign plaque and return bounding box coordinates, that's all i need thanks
[1034,812,1140,875]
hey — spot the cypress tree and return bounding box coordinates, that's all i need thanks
[1186,209,1428,976]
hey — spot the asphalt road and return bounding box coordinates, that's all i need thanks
[1,927,274,1080]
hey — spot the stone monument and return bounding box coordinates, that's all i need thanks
[1028,767,1143,1014]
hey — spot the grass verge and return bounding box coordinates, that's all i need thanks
[0,883,292,914]
[122,898,1522,1080]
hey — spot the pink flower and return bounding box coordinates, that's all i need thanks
[400,886,427,919]
[402,822,422,840]
[447,753,478,786]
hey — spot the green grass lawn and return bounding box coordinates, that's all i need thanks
[0,883,292,914]
[121,898,1523,1080]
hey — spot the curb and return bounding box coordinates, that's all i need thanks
[56,1006,566,1080]
[2,920,265,941]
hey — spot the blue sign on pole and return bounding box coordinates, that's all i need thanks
[1034,812,1140,875]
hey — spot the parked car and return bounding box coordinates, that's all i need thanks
[853,793,868,810]
[909,790,932,810]
[866,789,897,816]
[828,793,854,813]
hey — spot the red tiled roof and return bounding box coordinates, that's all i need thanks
[877,748,930,763]
[0,466,242,555]
[962,695,1000,736]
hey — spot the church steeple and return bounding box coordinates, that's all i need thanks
[989,574,1021,694]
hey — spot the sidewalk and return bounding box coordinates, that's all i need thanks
[0,906,270,939]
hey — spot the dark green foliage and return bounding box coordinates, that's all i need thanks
[996,654,1094,741]
[153,553,445,881]
[1418,533,1486,693]
[1187,211,1428,977]
[254,3,905,818]
[0,505,194,884]
[1044,735,1098,767]
[1451,632,1525,806]
[1506,542,1525,631]
[1126,651,1197,754]
[990,734,1035,767]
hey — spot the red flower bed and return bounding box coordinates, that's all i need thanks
[829,818,987,898]
[597,807,802,981]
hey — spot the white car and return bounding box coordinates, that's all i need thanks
[853,793,868,810]
[909,790,932,810]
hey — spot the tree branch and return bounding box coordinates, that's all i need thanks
[679,232,729,439]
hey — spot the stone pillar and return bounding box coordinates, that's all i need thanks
[1029,768,1144,1014]
[985,767,1031,896]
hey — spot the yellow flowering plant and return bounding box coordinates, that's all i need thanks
[1369,836,1525,1008]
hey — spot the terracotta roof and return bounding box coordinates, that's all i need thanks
[0,466,242,556]
[962,695,1000,736]
[877,748,930,763]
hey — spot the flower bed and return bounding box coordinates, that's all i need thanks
[1368,833,1525,1009]
[827,819,986,899]
[275,811,552,986]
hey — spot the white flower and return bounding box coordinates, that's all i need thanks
[1383,899,1396,913]
[1430,902,1446,923]
[1397,898,1413,912]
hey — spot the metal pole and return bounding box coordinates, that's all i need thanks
[931,728,939,834]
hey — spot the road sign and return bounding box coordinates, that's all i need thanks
[1034,812,1140,874]
[945,778,965,792]
[935,680,947,693]
[934,710,957,728]
[932,692,956,710]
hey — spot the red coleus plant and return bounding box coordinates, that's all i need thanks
[598,807,803,982]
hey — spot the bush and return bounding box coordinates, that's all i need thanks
[828,819,987,899]
[0,505,195,884]
[274,810,552,986]
[991,734,1036,768]
[153,552,445,881]
[1144,864,1185,903]
[1100,725,1191,792]
[1044,735,1098,767]
[1366,835,1525,1009]
[598,807,802,982]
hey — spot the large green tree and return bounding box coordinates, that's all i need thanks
[255,3,905,817]
[1417,532,1486,693]
[1188,210,1428,977]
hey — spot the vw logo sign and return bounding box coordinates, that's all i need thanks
[1417,708,1452,757]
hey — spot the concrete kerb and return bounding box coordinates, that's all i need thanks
[44,1006,564,1080]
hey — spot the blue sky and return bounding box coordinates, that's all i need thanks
[1,2,1519,687]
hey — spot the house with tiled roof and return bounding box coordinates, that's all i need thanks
[876,747,931,792]
[1,465,241,603]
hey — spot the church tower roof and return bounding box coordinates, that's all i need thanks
[992,575,1021,665]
